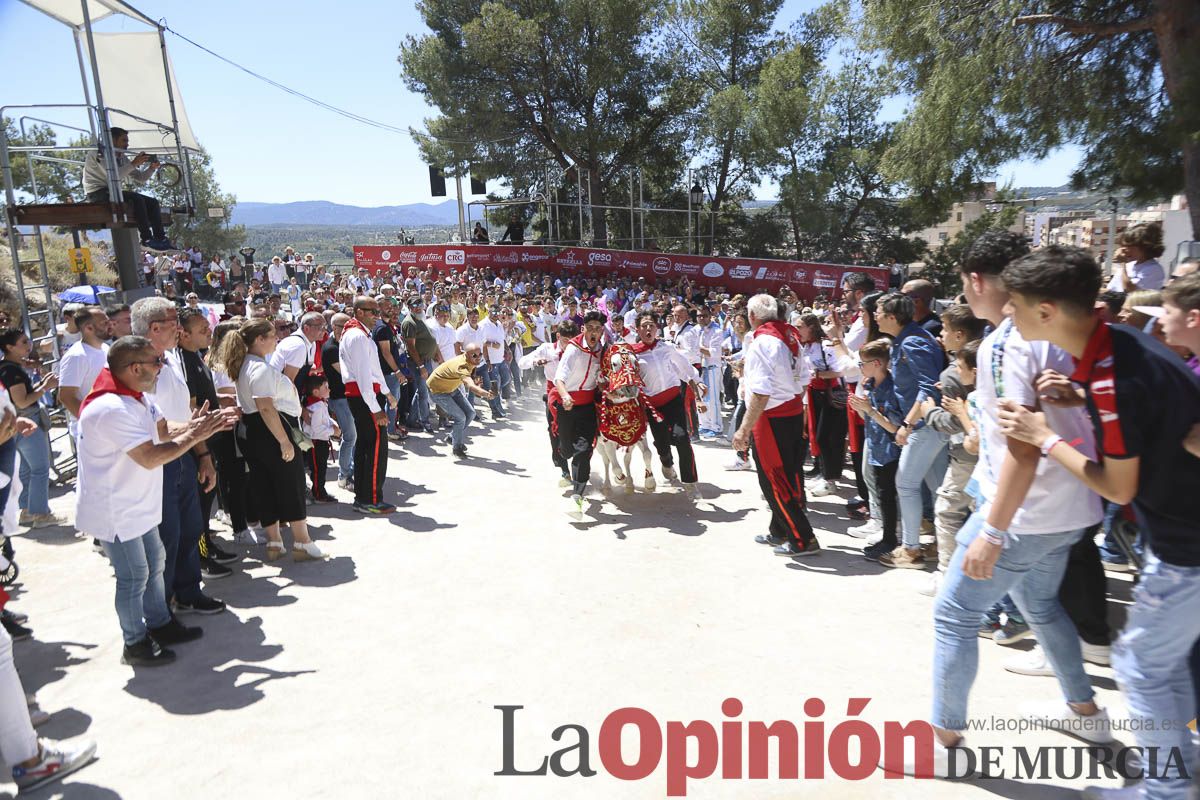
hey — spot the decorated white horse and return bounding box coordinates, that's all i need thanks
[596,343,659,494]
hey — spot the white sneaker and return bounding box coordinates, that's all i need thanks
[1022,702,1115,744]
[234,528,263,546]
[808,478,834,497]
[918,571,942,597]
[725,457,751,471]
[847,519,882,539]
[1080,640,1112,666]
[1005,645,1055,677]
[12,737,97,792]
[1080,786,1144,800]
[878,735,972,778]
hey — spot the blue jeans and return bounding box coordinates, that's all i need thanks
[1112,549,1200,800]
[101,528,171,645]
[15,422,51,515]
[477,364,505,418]
[384,373,403,435]
[328,397,356,481]
[497,361,515,399]
[159,454,204,605]
[432,389,475,449]
[897,425,948,548]
[932,512,1092,730]
[406,359,433,430]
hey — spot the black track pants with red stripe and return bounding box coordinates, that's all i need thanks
[556,401,597,493]
[647,392,697,483]
[350,394,388,506]
[751,410,817,548]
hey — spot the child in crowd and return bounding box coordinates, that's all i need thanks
[918,305,987,595]
[302,373,338,503]
[848,339,904,562]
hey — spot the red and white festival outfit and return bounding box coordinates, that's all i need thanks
[518,341,567,474]
[634,339,700,484]
[339,318,391,507]
[744,321,818,549]
[553,335,603,493]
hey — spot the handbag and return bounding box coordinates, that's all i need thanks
[817,344,848,409]
[284,416,314,453]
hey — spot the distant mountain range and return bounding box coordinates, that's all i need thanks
[232,200,462,227]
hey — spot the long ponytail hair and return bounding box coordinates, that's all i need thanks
[219,318,273,380]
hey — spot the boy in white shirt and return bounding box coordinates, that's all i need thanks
[301,374,338,503]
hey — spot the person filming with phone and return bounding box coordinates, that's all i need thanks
[82,127,175,252]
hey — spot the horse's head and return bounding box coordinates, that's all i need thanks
[603,343,643,404]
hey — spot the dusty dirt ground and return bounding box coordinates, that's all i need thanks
[3,394,1143,799]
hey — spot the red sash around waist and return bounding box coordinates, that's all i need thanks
[647,385,681,408]
[344,380,382,398]
[764,394,805,419]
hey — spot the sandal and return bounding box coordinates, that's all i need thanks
[265,541,286,562]
[292,542,328,562]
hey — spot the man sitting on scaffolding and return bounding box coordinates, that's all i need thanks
[82,127,175,252]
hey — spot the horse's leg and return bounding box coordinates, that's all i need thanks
[639,436,656,492]
[621,445,635,494]
[598,439,614,492]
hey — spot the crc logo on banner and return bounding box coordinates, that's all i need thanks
[674,261,699,276]
[445,249,466,266]
[729,264,753,279]
[813,270,838,289]
[588,252,613,267]
[702,262,724,279]
[652,257,672,276]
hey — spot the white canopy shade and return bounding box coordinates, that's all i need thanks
[17,0,157,29]
[80,31,200,152]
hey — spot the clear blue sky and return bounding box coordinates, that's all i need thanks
[0,0,1082,208]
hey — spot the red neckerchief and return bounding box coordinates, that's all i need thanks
[1069,319,1127,457]
[342,317,370,336]
[631,338,658,354]
[752,320,801,357]
[305,394,324,408]
[80,368,143,414]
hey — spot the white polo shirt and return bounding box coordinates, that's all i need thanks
[478,318,506,364]
[76,393,164,542]
[269,331,313,374]
[57,340,109,434]
[428,320,458,363]
[455,322,487,355]
[146,349,192,423]
[237,354,303,418]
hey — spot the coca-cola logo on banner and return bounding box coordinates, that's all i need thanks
[674,261,699,275]
[813,270,837,289]
[395,251,417,264]
[702,262,724,278]
[445,249,465,266]
[652,257,672,276]
[729,264,753,279]
[588,252,612,266]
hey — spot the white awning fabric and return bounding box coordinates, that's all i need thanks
[17,0,157,29]
[81,32,200,152]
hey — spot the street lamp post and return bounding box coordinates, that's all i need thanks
[689,182,703,255]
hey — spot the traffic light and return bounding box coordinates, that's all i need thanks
[429,166,447,197]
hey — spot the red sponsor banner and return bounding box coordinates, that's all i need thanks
[352,245,887,299]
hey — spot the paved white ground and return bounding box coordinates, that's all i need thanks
[4,393,1140,799]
